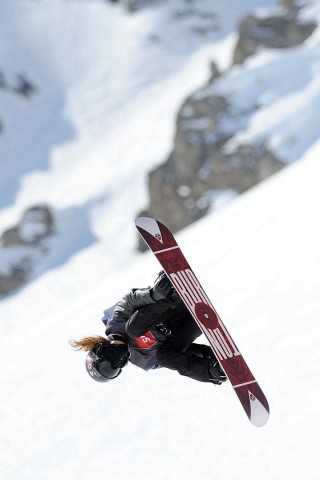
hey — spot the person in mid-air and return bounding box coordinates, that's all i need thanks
[70,271,227,385]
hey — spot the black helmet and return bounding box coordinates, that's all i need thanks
[85,341,129,383]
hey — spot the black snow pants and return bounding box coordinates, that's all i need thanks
[156,312,213,383]
[126,301,213,382]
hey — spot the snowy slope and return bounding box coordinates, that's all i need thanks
[1,1,320,478]
[1,0,320,283]
[1,140,320,480]
[0,0,276,234]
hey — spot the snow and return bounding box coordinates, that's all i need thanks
[1,137,320,480]
[1,0,320,479]
[198,34,320,161]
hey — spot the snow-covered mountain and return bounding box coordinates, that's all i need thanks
[2,0,282,292]
[1,1,320,479]
[1,0,320,295]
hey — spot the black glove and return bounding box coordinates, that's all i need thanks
[151,271,172,301]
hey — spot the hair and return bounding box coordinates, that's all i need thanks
[69,335,108,352]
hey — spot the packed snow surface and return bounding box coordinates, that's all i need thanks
[1,0,320,479]
[1,138,320,480]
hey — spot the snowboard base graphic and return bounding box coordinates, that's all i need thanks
[136,217,269,427]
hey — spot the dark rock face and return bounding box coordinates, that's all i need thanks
[279,0,301,10]
[1,206,53,247]
[107,0,163,12]
[0,70,39,137]
[137,87,284,250]
[233,11,316,65]
[0,205,54,295]
[137,2,317,250]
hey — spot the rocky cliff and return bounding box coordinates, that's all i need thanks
[0,206,54,296]
[137,0,317,250]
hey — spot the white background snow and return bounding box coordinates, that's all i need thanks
[0,1,320,479]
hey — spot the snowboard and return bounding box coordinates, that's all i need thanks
[135,216,270,427]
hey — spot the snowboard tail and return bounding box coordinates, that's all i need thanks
[135,216,269,427]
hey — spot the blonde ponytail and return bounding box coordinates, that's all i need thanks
[69,335,107,352]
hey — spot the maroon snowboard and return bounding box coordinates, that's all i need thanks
[136,217,270,427]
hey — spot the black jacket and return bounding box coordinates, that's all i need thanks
[102,288,191,371]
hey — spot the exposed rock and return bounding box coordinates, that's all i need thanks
[279,0,301,10]
[0,70,39,99]
[0,71,38,138]
[0,205,54,296]
[0,71,6,133]
[208,61,221,84]
[137,91,284,250]
[233,11,316,65]
[0,71,6,89]
[0,267,28,296]
[137,2,317,250]
[108,0,163,12]
[13,74,38,100]
[1,205,54,247]
[125,0,152,11]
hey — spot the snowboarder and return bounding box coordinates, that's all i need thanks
[70,271,227,385]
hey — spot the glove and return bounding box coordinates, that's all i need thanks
[151,271,172,301]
